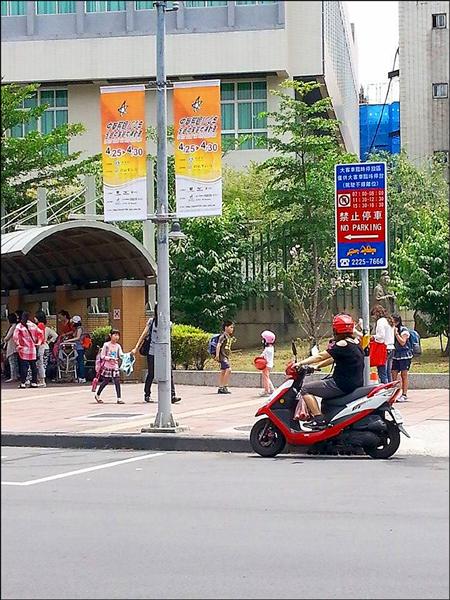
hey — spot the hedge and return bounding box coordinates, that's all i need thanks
[171,324,211,370]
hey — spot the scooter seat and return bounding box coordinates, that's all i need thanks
[323,385,377,409]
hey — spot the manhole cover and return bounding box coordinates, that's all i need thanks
[85,413,143,420]
[234,425,252,432]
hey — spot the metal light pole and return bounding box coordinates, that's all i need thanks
[361,268,371,385]
[145,0,179,430]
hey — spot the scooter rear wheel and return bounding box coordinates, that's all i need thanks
[250,418,286,457]
[364,420,401,459]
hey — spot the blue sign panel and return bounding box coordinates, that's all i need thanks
[335,162,388,270]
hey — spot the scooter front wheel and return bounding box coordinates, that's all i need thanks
[250,418,286,457]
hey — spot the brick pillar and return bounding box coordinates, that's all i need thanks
[55,285,86,334]
[111,280,146,381]
[7,289,22,314]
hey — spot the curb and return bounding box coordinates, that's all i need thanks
[1,432,252,453]
[170,371,449,390]
[2,432,447,457]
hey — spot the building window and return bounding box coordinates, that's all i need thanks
[135,1,176,9]
[184,1,227,7]
[135,0,153,8]
[236,1,276,5]
[432,13,447,28]
[36,1,76,14]
[432,83,448,98]
[10,89,69,154]
[221,80,268,150]
[1,1,26,16]
[85,1,126,12]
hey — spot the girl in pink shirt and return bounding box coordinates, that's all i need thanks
[94,329,124,404]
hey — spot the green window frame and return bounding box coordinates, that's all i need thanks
[236,1,276,5]
[135,0,153,8]
[220,80,268,150]
[85,1,126,12]
[184,1,227,7]
[1,1,26,16]
[36,1,76,14]
[10,89,69,155]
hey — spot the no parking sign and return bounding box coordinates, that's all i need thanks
[335,162,388,270]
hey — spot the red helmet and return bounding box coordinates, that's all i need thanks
[332,313,355,334]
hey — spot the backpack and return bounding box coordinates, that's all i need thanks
[80,332,92,350]
[408,328,422,356]
[208,334,221,357]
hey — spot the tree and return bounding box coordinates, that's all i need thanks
[1,83,98,214]
[258,80,359,345]
[393,207,449,353]
[169,185,263,332]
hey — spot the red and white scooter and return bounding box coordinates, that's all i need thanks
[250,343,409,459]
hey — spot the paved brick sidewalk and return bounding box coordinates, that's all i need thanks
[1,381,448,454]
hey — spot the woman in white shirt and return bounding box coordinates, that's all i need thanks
[371,305,395,383]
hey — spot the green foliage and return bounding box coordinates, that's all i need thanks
[368,150,449,232]
[171,324,211,370]
[258,80,359,343]
[89,326,113,358]
[169,165,266,332]
[393,207,449,340]
[282,246,359,345]
[1,83,99,213]
[169,208,259,332]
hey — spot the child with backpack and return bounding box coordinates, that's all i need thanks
[212,321,235,394]
[258,330,276,397]
[94,329,124,404]
[391,314,413,402]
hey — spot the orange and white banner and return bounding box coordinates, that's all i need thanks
[174,80,222,217]
[100,85,147,222]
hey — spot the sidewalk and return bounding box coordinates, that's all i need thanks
[1,381,448,456]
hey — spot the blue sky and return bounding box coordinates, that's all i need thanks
[345,1,399,100]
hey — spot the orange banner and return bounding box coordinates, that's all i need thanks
[174,80,222,217]
[100,85,147,222]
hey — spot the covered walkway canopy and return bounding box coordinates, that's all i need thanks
[1,220,157,292]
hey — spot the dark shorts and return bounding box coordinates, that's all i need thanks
[392,358,411,372]
[300,378,345,400]
[220,359,230,371]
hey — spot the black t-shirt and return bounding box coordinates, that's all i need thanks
[328,339,364,393]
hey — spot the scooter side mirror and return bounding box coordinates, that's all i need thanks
[291,340,297,358]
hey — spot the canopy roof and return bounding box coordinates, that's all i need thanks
[1,221,156,292]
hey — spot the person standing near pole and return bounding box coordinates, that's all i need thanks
[132,304,181,404]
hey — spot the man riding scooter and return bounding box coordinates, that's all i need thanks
[296,314,364,430]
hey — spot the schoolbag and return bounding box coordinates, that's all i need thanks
[208,334,221,357]
[80,332,92,349]
[408,328,422,356]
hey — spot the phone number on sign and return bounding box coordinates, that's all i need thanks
[345,257,385,266]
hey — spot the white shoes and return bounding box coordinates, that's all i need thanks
[78,378,86,384]
[397,394,408,403]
